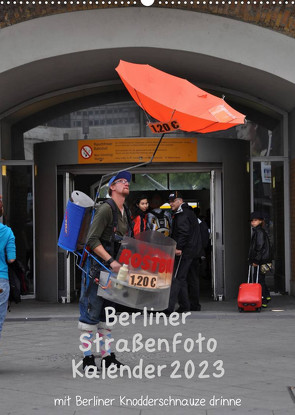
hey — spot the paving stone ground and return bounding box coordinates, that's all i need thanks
[1,296,295,415]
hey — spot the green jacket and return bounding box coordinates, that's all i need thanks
[87,201,129,251]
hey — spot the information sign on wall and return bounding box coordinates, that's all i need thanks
[78,138,197,164]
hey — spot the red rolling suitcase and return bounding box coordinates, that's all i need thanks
[237,265,262,312]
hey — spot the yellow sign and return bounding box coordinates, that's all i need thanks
[78,138,197,164]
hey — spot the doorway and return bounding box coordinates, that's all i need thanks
[0,162,35,297]
[57,167,224,303]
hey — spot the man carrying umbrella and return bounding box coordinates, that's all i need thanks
[165,192,203,314]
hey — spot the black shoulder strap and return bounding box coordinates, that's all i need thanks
[104,199,118,232]
[124,204,134,237]
[104,199,133,237]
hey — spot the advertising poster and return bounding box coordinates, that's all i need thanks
[0,3,295,415]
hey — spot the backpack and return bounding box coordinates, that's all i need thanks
[147,209,170,237]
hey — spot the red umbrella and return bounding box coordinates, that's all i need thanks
[116,60,245,134]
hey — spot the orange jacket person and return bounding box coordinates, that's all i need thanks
[132,195,149,235]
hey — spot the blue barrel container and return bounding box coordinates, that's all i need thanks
[58,200,87,252]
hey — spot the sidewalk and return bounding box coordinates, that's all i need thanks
[1,295,295,415]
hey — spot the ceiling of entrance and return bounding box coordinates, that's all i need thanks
[2,47,295,125]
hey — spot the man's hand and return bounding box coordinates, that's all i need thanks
[109,260,122,274]
[93,245,122,274]
[175,249,182,256]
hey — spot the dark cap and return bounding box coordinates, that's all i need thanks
[168,191,183,202]
[108,171,131,187]
[250,211,264,221]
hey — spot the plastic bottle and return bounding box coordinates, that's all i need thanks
[115,264,129,289]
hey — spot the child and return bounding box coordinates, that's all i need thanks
[248,211,272,308]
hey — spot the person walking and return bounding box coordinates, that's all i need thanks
[0,200,16,339]
[165,191,202,314]
[78,171,133,372]
[248,211,272,308]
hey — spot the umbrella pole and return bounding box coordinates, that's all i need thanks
[79,132,166,272]
[94,133,166,202]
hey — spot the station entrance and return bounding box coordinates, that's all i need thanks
[57,166,224,305]
[34,136,249,303]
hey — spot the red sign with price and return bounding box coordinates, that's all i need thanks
[147,120,180,134]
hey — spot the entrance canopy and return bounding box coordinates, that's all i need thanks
[0,8,294,125]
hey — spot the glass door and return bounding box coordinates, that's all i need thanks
[252,160,286,293]
[57,172,75,303]
[210,170,224,300]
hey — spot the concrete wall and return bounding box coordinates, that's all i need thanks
[34,141,78,301]
[0,9,293,79]
[1,8,295,117]
[199,138,250,298]
[1,4,295,38]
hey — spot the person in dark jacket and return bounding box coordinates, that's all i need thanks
[132,195,149,236]
[165,191,203,314]
[248,211,272,308]
[186,208,210,311]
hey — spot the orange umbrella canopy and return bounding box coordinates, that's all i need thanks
[116,60,245,133]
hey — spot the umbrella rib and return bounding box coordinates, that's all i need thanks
[169,109,176,122]
[134,89,151,123]
[196,120,220,133]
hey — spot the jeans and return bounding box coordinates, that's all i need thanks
[258,271,270,301]
[0,278,10,338]
[79,258,113,326]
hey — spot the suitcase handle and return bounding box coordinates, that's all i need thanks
[247,265,259,284]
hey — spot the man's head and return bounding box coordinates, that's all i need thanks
[250,211,264,228]
[108,171,131,197]
[168,191,183,212]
